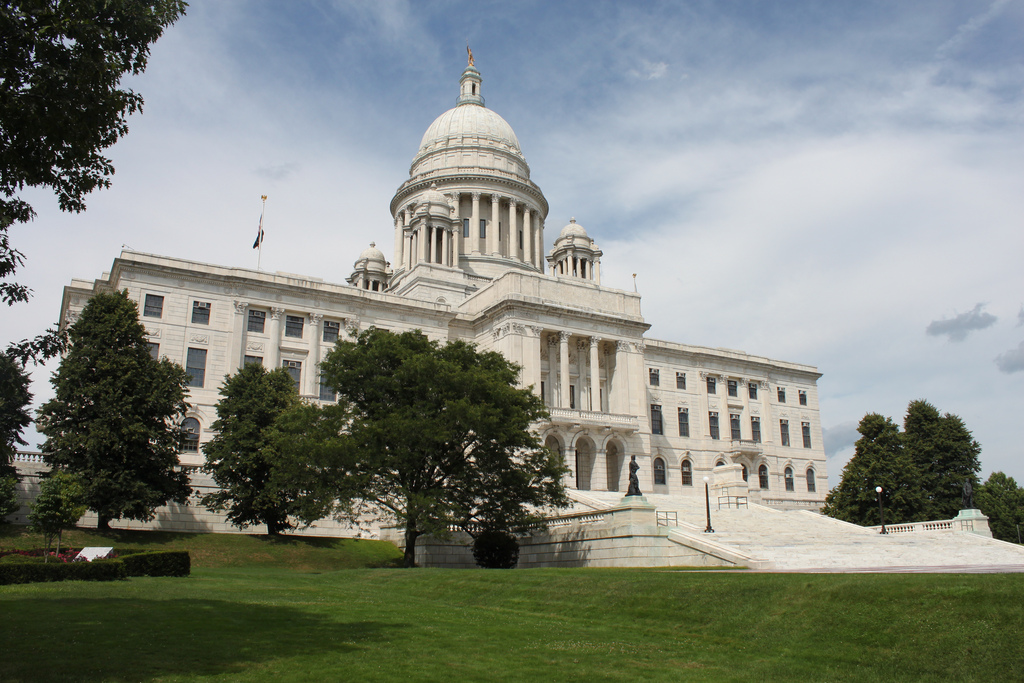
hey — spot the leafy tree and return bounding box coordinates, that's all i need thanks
[0,351,31,477]
[903,400,981,519]
[1,1,186,359]
[202,363,303,535]
[822,413,927,525]
[277,328,569,567]
[976,472,1024,544]
[0,474,19,522]
[28,470,86,560]
[36,290,191,530]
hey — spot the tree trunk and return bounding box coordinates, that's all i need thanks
[97,514,111,531]
[403,525,419,568]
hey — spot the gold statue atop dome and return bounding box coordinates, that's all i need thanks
[467,45,474,66]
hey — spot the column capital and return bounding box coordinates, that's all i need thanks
[576,339,588,351]
[270,307,285,320]
[590,336,602,348]
[547,334,560,347]
[309,313,323,326]
[471,192,481,200]
[233,300,249,315]
[508,198,518,208]
[345,318,360,336]
[616,339,631,352]
[559,330,572,343]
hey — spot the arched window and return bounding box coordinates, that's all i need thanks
[715,459,725,467]
[653,457,666,485]
[681,460,692,486]
[784,467,794,491]
[741,464,748,482]
[758,464,769,490]
[181,417,200,453]
[806,468,816,493]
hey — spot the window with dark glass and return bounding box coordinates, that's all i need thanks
[707,377,716,394]
[247,309,266,333]
[799,390,808,406]
[730,413,741,440]
[806,468,817,493]
[181,417,200,453]
[681,460,693,486]
[708,411,719,440]
[780,420,790,447]
[653,458,666,485]
[243,355,262,366]
[751,416,761,443]
[322,320,340,343]
[147,342,159,360]
[802,422,812,448]
[728,380,738,397]
[185,348,207,388]
[649,368,659,386]
[785,467,794,491]
[569,385,576,410]
[519,230,523,250]
[479,219,487,238]
[678,408,689,437]
[651,404,663,435]
[282,360,301,390]
[191,301,211,325]
[143,294,163,318]
[758,464,769,489]
[284,315,304,338]
[463,218,470,238]
[748,382,758,399]
[777,387,786,403]
[676,372,686,390]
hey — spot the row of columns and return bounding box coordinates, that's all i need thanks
[392,191,546,271]
[552,252,601,284]
[540,332,643,415]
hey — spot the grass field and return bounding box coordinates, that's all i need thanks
[2,528,1022,682]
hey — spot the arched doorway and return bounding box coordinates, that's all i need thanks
[574,436,595,491]
[605,439,623,491]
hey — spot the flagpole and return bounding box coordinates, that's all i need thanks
[257,195,267,271]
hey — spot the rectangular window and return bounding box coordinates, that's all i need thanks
[185,348,207,388]
[322,320,340,343]
[676,372,686,390]
[463,218,470,238]
[191,301,211,325]
[777,387,786,403]
[678,408,689,437]
[143,294,163,318]
[284,315,304,338]
[799,390,808,406]
[541,381,546,404]
[243,355,262,366]
[649,368,660,386]
[147,342,159,360]
[479,219,487,239]
[707,377,716,394]
[569,385,576,410]
[282,360,301,391]
[748,382,758,400]
[319,377,336,402]
[519,229,523,250]
[708,412,720,440]
[751,416,761,443]
[780,419,790,447]
[727,380,738,397]
[802,422,812,448]
[247,309,266,333]
[730,413,741,440]
[651,404,663,435]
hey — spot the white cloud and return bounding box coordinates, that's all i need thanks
[926,304,998,342]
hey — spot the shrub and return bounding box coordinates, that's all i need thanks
[472,529,520,569]
[0,559,126,585]
[119,550,191,577]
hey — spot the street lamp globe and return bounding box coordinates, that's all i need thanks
[876,486,882,493]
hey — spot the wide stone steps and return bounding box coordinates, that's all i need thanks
[565,490,1024,570]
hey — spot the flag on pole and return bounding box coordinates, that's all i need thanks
[253,213,264,249]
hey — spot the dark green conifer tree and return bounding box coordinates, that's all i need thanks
[976,472,1024,544]
[903,400,981,519]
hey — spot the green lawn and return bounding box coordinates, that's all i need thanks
[2,557,1022,682]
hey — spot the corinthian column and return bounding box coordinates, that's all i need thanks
[489,194,500,254]
[559,331,571,409]
[589,337,601,412]
[546,334,559,407]
[522,206,533,266]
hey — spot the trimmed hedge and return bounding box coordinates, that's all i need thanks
[119,551,191,577]
[0,560,126,585]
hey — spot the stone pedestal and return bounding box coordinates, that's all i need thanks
[953,509,993,538]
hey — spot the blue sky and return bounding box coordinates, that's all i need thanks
[5,0,1023,488]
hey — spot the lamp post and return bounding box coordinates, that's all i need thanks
[875,485,887,534]
[703,476,714,533]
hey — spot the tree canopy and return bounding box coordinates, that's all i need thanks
[976,472,1023,544]
[824,400,983,526]
[202,363,303,535]
[277,328,569,567]
[36,290,192,529]
[0,351,31,477]
[1,0,186,360]
[28,470,86,559]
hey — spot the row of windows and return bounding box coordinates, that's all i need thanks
[648,367,809,406]
[650,458,817,493]
[651,405,812,448]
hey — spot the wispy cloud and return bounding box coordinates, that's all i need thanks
[935,0,1012,61]
[629,60,669,81]
[926,303,997,342]
[995,341,1024,374]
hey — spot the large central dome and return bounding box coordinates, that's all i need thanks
[408,64,530,182]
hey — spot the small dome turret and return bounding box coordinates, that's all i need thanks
[348,242,391,292]
[559,218,588,239]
